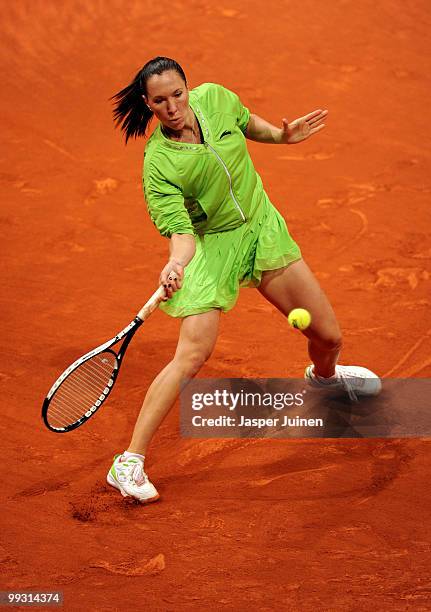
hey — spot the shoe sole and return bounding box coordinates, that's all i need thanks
[106,472,160,504]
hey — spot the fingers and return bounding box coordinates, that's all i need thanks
[167,272,181,293]
[160,261,184,299]
[160,265,182,286]
[161,276,175,300]
[306,109,328,128]
[287,110,328,131]
[310,124,325,135]
[304,109,328,122]
[304,109,328,139]
[161,275,178,300]
[162,281,173,300]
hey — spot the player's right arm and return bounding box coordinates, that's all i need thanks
[160,233,196,299]
[143,156,196,299]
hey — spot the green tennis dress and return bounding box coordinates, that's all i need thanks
[143,82,301,317]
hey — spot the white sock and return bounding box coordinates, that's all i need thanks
[123,450,145,461]
[312,367,338,384]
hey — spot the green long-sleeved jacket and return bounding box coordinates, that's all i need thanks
[143,82,266,237]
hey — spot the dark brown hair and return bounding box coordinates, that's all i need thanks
[110,57,187,144]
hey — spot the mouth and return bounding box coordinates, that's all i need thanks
[170,117,182,124]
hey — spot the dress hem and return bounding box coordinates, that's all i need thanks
[160,253,303,318]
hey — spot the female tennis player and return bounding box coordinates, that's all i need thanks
[107,57,381,503]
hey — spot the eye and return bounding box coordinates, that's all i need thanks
[175,92,182,97]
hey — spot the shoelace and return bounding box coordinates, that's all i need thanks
[130,462,148,486]
[117,459,148,486]
[337,369,359,402]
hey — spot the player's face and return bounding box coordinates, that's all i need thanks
[144,70,190,131]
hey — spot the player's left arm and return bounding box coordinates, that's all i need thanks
[244,109,328,144]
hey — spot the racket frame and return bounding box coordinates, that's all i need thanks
[42,286,165,433]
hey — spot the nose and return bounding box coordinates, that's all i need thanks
[167,98,178,116]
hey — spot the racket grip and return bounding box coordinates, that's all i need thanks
[136,285,166,321]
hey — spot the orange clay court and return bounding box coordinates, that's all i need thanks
[1,1,431,610]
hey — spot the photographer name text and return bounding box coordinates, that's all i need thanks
[191,415,323,428]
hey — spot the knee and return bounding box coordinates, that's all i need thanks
[310,330,343,352]
[175,348,212,377]
[327,334,343,352]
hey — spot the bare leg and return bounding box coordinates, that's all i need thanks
[127,309,220,455]
[258,259,342,377]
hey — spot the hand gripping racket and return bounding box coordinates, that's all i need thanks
[42,286,166,433]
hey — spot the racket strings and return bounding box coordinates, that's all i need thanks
[47,352,118,428]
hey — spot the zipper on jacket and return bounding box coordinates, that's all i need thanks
[204,141,246,222]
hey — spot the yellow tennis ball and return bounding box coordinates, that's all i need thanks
[288,308,312,330]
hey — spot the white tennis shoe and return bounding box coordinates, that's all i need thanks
[107,454,159,503]
[305,364,382,402]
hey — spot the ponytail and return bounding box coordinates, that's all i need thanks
[110,69,152,144]
[110,57,188,144]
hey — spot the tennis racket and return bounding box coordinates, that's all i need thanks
[42,286,166,433]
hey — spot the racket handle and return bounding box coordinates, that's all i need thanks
[136,285,166,321]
